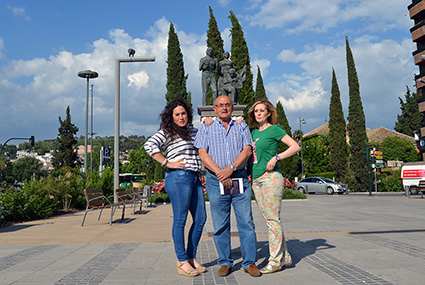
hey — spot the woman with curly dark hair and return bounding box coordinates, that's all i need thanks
[144,98,207,277]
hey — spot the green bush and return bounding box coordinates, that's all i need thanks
[282,188,307,199]
[150,192,170,203]
[85,167,114,197]
[0,184,57,226]
[377,170,402,192]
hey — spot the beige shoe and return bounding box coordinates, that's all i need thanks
[260,263,283,274]
[176,261,199,277]
[283,252,293,267]
[188,258,206,273]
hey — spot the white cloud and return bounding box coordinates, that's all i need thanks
[7,5,31,21]
[268,35,416,131]
[128,71,149,89]
[0,18,207,141]
[0,38,5,59]
[247,0,410,33]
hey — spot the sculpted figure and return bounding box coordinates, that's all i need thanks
[199,47,218,105]
[219,66,246,104]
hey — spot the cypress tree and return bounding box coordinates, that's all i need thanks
[255,65,267,100]
[329,68,348,181]
[52,106,79,169]
[395,86,423,136]
[165,22,189,104]
[346,36,369,191]
[228,11,255,119]
[276,101,299,180]
[206,6,224,105]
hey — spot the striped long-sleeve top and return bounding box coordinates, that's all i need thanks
[144,126,202,173]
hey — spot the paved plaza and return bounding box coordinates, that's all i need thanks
[0,192,424,284]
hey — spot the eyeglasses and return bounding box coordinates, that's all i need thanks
[214,103,233,108]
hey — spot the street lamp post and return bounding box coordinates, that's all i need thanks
[78,70,98,174]
[113,51,155,203]
[299,117,306,179]
[90,84,94,174]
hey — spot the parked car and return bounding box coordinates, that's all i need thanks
[295,177,347,195]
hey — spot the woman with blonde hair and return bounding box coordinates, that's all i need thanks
[248,99,300,274]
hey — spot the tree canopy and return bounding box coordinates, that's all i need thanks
[52,106,79,169]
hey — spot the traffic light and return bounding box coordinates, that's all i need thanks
[29,136,35,147]
[364,147,369,160]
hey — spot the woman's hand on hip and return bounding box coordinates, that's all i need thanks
[266,158,277,171]
[166,159,186,169]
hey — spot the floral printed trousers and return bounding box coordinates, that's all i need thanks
[252,171,290,266]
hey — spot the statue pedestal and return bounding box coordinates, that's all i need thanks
[197,105,246,121]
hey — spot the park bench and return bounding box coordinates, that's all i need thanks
[82,189,117,226]
[131,187,148,215]
[82,188,135,226]
[416,180,425,198]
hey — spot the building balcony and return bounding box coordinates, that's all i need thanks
[418,97,425,113]
[409,0,424,19]
[413,47,425,64]
[415,73,425,88]
[411,21,425,42]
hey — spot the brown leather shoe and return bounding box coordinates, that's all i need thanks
[217,265,232,277]
[244,264,262,277]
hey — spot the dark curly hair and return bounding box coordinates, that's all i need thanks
[159,98,193,141]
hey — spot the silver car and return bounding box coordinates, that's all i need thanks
[295,177,347,195]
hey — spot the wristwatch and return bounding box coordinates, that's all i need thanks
[230,164,237,171]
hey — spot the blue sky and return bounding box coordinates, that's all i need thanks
[0,0,417,144]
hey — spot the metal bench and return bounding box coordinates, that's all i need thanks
[416,180,425,198]
[82,188,130,226]
[82,189,116,226]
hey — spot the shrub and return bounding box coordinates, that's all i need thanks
[377,170,402,192]
[0,184,57,226]
[282,188,307,199]
[150,192,170,203]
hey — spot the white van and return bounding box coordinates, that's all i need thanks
[401,161,425,194]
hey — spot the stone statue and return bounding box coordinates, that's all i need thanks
[199,47,218,105]
[219,65,246,104]
[218,51,235,81]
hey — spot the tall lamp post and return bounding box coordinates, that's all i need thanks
[90,84,95,174]
[78,70,98,174]
[299,117,306,179]
[113,49,155,203]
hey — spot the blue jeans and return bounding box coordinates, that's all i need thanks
[205,169,257,269]
[164,169,207,261]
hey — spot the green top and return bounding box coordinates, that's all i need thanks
[251,124,287,179]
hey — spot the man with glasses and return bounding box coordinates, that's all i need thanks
[194,95,260,277]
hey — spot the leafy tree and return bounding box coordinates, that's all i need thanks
[11,156,42,182]
[2,145,17,159]
[395,86,423,136]
[346,36,369,191]
[276,101,299,179]
[154,163,165,181]
[255,65,267,100]
[52,106,79,169]
[229,11,255,119]
[302,135,331,175]
[120,147,157,183]
[329,68,349,181]
[379,136,421,162]
[206,6,224,105]
[165,22,189,104]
